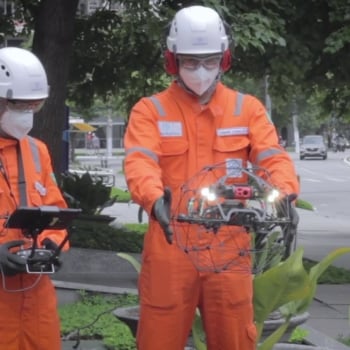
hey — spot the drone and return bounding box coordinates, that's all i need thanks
[172,161,297,273]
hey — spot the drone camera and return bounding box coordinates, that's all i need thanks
[216,184,259,200]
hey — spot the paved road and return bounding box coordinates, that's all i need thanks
[290,150,350,270]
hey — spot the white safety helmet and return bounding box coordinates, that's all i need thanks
[0,47,49,100]
[166,6,229,55]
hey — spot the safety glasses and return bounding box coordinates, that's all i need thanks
[5,99,46,113]
[177,54,222,71]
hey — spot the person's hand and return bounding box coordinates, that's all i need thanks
[276,194,299,258]
[276,193,299,228]
[42,238,62,272]
[0,240,27,276]
[152,188,173,244]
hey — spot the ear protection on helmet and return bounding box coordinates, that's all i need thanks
[164,49,178,75]
[221,49,232,72]
[221,20,234,72]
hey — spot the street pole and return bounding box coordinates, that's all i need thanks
[292,99,300,154]
[106,108,113,158]
[264,74,272,121]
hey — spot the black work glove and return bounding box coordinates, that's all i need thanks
[0,240,27,276]
[152,187,173,244]
[276,194,299,259]
[42,238,63,272]
[276,193,299,228]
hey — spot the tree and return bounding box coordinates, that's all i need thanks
[1,0,80,173]
[28,0,79,174]
[1,0,350,173]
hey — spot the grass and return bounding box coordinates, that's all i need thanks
[123,223,148,234]
[111,187,131,203]
[59,292,138,350]
[338,334,350,346]
[289,327,309,343]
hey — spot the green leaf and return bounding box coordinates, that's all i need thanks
[253,247,312,337]
[192,310,207,350]
[258,320,290,350]
[291,247,350,314]
[295,198,314,211]
[117,252,141,274]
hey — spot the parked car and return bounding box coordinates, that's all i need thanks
[300,135,327,160]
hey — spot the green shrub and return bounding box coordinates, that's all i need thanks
[303,258,350,284]
[60,172,117,215]
[69,219,145,253]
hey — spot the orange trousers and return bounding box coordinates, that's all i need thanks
[0,273,61,350]
[137,237,257,350]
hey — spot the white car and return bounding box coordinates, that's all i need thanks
[300,135,327,160]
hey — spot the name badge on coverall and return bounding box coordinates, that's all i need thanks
[217,127,248,136]
[158,121,182,137]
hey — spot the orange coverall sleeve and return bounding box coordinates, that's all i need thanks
[124,98,165,215]
[245,95,300,196]
[35,140,70,250]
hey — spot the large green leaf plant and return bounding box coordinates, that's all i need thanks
[191,246,350,350]
[118,247,350,350]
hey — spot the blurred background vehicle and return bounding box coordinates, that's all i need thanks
[300,135,327,160]
[331,134,347,152]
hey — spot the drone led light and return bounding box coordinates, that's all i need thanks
[267,189,280,203]
[200,187,217,201]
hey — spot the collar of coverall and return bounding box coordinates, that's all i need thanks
[170,81,224,116]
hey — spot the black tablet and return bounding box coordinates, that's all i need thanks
[5,206,81,234]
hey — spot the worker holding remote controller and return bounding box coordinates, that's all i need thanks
[0,47,69,350]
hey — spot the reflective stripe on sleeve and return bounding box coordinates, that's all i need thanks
[233,92,244,116]
[28,136,41,173]
[125,146,159,163]
[255,148,283,163]
[148,96,166,117]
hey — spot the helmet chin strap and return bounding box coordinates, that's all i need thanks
[177,71,222,105]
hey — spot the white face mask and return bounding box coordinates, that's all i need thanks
[179,66,220,96]
[0,110,34,140]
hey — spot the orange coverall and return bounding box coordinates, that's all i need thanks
[0,136,68,350]
[124,81,300,350]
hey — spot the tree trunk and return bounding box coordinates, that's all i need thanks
[30,0,79,175]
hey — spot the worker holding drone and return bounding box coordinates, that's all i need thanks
[124,5,299,350]
[0,47,69,350]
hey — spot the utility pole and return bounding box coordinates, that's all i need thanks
[106,107,113,158]
[292,98,300,154]
[264,74,272,121]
